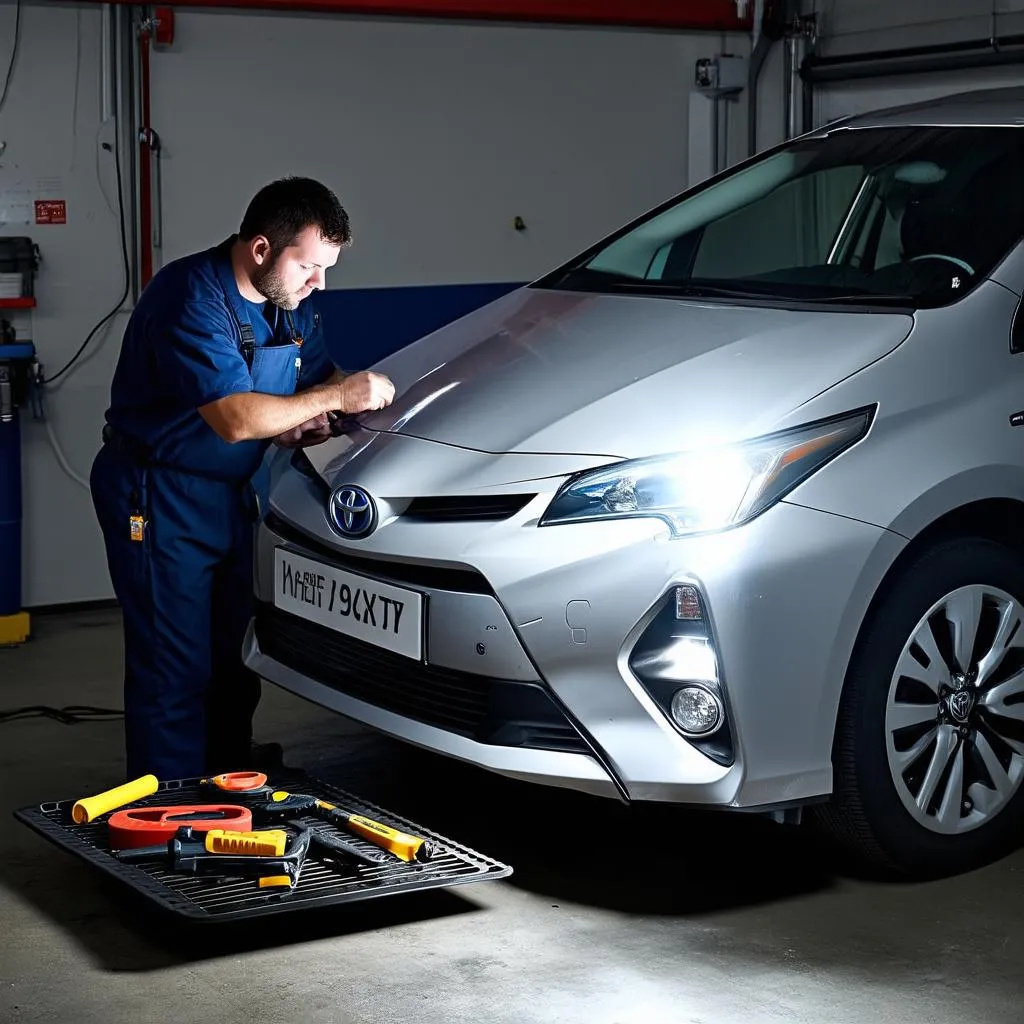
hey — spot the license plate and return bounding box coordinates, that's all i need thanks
[273,548,423,660]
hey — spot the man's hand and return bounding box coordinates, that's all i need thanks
[274,412,333,449]
[340,371,395,414]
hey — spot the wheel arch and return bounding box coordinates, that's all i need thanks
[825,496,1024,766]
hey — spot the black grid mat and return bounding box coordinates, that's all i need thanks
[13,769,512,923]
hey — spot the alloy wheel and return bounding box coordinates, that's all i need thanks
[885,584,1024,835]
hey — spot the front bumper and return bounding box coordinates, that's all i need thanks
[247,438,904,809]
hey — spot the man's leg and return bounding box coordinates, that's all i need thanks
[206,490,262,775]
[91,448,220,780]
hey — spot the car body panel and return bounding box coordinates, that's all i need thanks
[774,280,1024,536]
[351,286,913,458]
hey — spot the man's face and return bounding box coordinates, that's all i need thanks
[252,225,342,310]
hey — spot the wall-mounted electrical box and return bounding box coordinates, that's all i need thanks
[695,54,747,97]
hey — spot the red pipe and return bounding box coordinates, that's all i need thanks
[138,24,153,289]
[92,1,750,32]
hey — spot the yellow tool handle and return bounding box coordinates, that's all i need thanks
[72,774,159,824]
[204,829,288,856]
[258,875,294,889]
[317,800,429,862]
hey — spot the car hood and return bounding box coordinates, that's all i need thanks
[350,287,913,458]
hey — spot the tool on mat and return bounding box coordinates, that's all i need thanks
[201,775,391,867]
[202,772,435,863]
[72,774,160,824]
[107,804,254,849]
[205,771,267,792]
[115,825,309,890]
[300,823,391,867]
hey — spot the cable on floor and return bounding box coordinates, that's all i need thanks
[0,705,124,725]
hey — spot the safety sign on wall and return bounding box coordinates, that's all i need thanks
[34,200,67,225]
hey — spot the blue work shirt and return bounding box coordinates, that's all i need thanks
[104,236,334,483]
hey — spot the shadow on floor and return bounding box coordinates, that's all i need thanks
[6,728,847,971]
[298,731,844,915]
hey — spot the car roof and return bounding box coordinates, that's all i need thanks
[827,86,1024,130]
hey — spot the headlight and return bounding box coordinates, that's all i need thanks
[539,406,874,537]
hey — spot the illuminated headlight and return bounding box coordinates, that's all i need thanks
[539,407,874,537]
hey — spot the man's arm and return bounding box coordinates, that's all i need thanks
[199,370,394,443]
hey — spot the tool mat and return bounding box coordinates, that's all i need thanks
[14,769,512,923]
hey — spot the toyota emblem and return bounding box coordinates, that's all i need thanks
[328,485,378,539]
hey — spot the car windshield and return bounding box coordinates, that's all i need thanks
[539,125,1024,310]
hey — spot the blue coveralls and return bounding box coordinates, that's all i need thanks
[90,236,334,781]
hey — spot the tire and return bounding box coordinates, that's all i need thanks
[815,536,1024,878]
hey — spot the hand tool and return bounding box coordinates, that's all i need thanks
[202,772,435,863]
[201,775,391,866]
[299,823,392,867]
[107,804,253,849]
[114,825,310,890]
[72,774,159,824]
[204,771,267,792]
[115,825,288,862]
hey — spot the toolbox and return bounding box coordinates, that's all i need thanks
[14,768,512,923]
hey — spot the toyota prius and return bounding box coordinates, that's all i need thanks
[245,87,1024,877]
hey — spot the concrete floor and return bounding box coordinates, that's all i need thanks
[2,608,1023,1024]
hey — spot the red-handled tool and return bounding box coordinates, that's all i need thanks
[107,804,253,849]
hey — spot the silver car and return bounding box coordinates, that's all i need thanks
[245,86,1024,877]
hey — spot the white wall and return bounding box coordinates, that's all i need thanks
[150,10,748,286]
[2,1,756,608]
[0,0,129,607]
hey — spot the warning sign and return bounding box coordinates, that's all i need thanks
[34,200,66,225]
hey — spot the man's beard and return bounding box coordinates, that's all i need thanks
[251,259,299,309]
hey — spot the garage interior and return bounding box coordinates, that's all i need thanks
[3,1,1024,1021]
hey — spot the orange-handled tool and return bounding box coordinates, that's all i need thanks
[203,771,267,792]
[107,804,253,849]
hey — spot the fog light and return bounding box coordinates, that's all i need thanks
[670,685,723,736]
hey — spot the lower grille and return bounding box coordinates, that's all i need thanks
[255,604,590,755]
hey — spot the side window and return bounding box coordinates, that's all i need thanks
[684,165,866,279]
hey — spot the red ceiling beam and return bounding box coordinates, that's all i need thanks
[94,1,752,32]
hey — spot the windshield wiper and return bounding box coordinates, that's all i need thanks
[550,268,917,306]
[555,271,783,301]
[800,293,917,306]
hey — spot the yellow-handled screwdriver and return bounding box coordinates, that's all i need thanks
[316,799,434,863]
[261,791,434,863]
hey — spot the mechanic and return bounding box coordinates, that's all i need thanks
[90,176,395,782]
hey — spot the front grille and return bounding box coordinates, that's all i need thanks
[286,452,533,523]
[255,603,590,755]
[265,513,493,594]
[403,494,534,522]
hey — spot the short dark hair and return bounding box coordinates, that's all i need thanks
[239,176,351,251]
